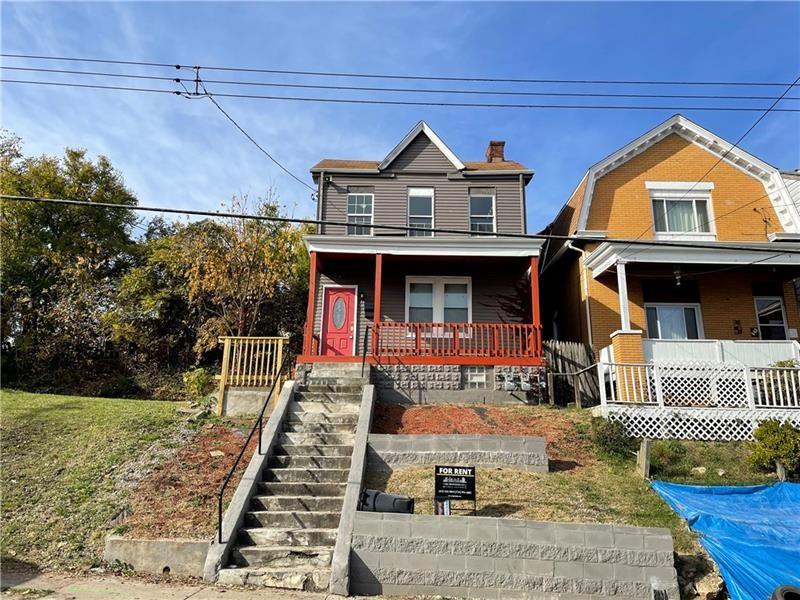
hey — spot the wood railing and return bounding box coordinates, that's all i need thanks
[217,336,288,415]
[373,322,541,359]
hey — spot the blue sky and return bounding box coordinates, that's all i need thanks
[2,1,799,233]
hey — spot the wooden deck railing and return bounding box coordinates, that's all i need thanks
[217,336,288,415]
[373,322,542,359]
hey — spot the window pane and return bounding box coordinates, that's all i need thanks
[347,194,373,215]
[409,195,432,216]
[409,283,433,308]
[665,200,696,233]
[470,196,494,216]
[652,199,667,232]
[444,283,468,307]
[646,307,659,338]
[683,308,699,339]
[444,307,468,322]
[658,306,687,339]
[408,216,433,237]
[470,217,494,233]
[694,200,710,232]
[347,215,371,236]
[761,326,787,341]
[756,297,785,325]
[409,307,433,322]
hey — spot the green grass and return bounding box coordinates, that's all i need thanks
[0,390,182,570]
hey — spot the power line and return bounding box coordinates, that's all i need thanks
[3,66,800,103]
[3,53,798,87]
[5,78,800,113]
[2,194,799,256]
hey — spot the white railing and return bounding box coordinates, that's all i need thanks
[643,339,800,367]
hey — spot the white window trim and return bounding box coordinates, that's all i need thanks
[320,284,359,356]
[647,183,716,242]
[346,192,374,236]
[405,276,472,336]
[644,302,705,340]
[753,295,789,340]
[407,187,435,237]
[469,191,496,236]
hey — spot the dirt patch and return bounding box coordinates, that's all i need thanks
[371,402,595,468]
[121,424,256,539]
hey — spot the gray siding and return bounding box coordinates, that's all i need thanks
[384,132,455,172]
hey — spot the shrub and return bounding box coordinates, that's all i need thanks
[650,439,690,477]
[591,418,637,458]
[750,420,800,475]
[182,367,215,411]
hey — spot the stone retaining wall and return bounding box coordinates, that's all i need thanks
[349,512,678,599]
[368,434,549,473]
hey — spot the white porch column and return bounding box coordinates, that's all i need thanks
[616,260,631,331]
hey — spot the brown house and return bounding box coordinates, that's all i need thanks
[542,114,800,368]
[298,121,544,400]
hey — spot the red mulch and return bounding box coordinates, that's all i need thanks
[371,402,595,467]
[123,424,256,539]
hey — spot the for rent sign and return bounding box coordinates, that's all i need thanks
[434,465,476,501]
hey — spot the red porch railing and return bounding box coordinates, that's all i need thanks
[373,322,542,359]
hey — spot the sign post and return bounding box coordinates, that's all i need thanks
[434,465,476,516]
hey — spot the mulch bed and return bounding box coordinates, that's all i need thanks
[122,423,256,539]
[371,402,595,468]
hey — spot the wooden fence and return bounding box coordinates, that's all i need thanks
[543,339,598,406]
[216,336,288,415]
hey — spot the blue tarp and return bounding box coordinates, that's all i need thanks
[652,481,800,600]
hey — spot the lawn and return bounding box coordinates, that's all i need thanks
[0,390,184,570]
[368,402,775,553]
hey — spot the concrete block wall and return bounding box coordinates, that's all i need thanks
[349,512,678,599]
[367,434,549,473]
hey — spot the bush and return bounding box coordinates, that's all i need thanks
[650,439,690,477]
[591,418,637,458]
[750,420,800,475]
[182,367,215,411]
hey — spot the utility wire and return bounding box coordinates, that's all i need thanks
[3,66,799,102]
[5,79,800,113]
[3,53,798,87]
[2,194,799,255]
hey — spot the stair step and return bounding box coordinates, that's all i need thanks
[263,468,349,483]
[245,510,342,529]
[282,422,356,434]
[217,565,330,591]
[286,410,359,423]
[293,391,362,403]
[257,481,347,496]
[231,545,333,568]
[268,455,352,469]
[250,495,344,512]
[277,432,355,445]
[298,384,364,394]
[239,527,338,547]
[272,444,353,457]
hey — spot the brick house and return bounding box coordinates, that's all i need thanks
[541,114,800,367]
[297,121,544,401]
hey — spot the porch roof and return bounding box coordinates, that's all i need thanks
[304,235,543,257]
[584,240,800,278]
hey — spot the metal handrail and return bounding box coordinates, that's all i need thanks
[216,352,293,544]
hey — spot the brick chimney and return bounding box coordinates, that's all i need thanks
[485,140,505,163]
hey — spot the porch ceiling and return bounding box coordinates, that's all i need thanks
[305,234,543,257]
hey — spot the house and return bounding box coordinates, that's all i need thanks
[297,121,544,401]
[541,114,800,370]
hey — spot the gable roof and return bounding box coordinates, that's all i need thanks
[310,121,533,175]
[557,114,800,235]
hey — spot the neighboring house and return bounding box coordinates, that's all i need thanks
[541,114,800,368]
[297,121,544,400]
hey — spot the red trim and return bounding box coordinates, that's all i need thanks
[372,254,383,355]
[303,251,318,356]
[297,354,545,367]
[530,256,542,356]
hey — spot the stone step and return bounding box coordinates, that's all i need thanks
[272,444,353,457]
[217,565,331,591]
[293,391,362,403]
[286,409,359,423]
[250,495,344,512]
[282,422,356,434]
[268,454,352,469]
[239,527,338,547]
[262,468,349,483]
[277,432,355,446]
[231,544,334,569]
[245,510,341,529]
[257,481,347,497]
[297,384,364,394]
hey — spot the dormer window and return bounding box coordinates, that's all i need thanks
[469,188,496,235]
[347,187,373,236]
[646,181,715,241]
[408,187,434,237]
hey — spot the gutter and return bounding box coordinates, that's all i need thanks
[566,241,593,348]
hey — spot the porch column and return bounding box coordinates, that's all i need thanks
[530,256,542,355]
[303,250,318,356]
[373,253,383,355]
[616,260,631,331]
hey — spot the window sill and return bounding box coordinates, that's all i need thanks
[653,232,715,241]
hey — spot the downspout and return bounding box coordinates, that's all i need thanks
[565,241,593,348]
[316,170,325,234]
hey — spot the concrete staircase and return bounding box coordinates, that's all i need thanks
[217,363,367,591]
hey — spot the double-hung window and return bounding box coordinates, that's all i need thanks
[406,277,471,324]
[645,303,703,340]
[469,188,495,235]
[408,187,434,237]
[346,188,373,236]
[646,182,714,241]
[754,296,788,340]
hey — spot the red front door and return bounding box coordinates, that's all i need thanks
[321,287,356,356]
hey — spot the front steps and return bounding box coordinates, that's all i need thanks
[217,363,366,592]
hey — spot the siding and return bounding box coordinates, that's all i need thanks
[385,132,455,172]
